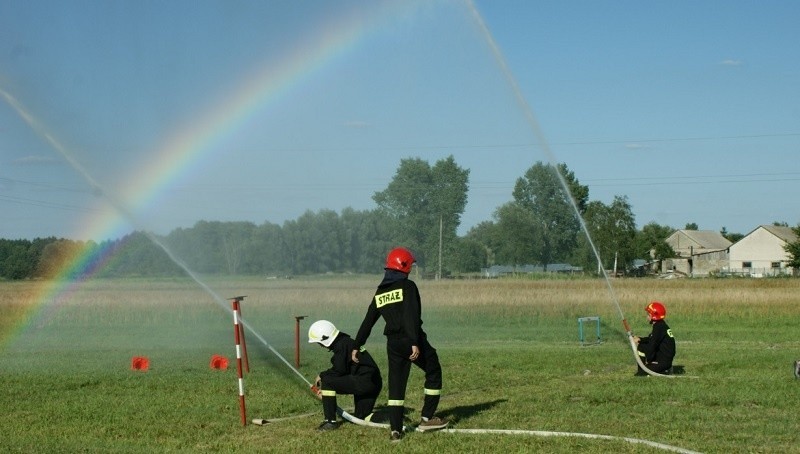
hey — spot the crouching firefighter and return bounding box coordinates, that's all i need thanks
[308,320,382,431]
[633,301,676,376]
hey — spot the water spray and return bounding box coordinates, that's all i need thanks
[1,85,333,415]
[0,88,223,303]
[4,81,371,421]
[463,1,668,377]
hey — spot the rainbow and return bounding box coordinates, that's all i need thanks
[2,2,427,349]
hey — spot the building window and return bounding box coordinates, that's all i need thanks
[771,262,782,269]
[742,261,752,269]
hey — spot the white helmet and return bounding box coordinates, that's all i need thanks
[308,320,339,347]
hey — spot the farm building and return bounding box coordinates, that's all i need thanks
[724,225,798,277]
[661,230,732,276]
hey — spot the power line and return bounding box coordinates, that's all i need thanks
[556,132,800,146]
[203,132,800,154]
[583,171,800,182]
[0,176,93,194]
[586,177,800,188]
[4,170,796,204]
[581,172,800,187]
[0,194,103,213]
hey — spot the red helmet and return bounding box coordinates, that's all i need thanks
[385,247,415,274]
[646,301,666,321]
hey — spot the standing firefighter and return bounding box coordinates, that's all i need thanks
[353,247,448,442]
[633,301,676,375]
[308,320,382,431]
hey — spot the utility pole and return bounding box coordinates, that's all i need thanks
[437,215,443,280]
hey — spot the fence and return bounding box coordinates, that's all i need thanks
[719,267,795,278]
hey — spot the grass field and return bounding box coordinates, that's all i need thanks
[1,276,799,453]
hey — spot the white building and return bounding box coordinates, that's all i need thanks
[726,225,798,277]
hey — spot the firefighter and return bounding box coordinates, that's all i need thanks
[308,320,382,431]
[633,301,676,375]
[352,247,448,442]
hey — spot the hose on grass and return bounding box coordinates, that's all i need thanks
[260,400,701,454]
[440,428,702,454]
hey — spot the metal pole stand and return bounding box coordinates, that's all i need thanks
[577,316,601,346]
[294,315,307,368]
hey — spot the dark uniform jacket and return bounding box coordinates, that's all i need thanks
[355,270,424,346]
[320,332,378,379]
[637,319,676,367]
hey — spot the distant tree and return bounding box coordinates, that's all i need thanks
[340,208,394,273]
[0,239,38,279]
[720,227,744,243]
[783,224,800,273]
[242,221,285,275]
[635,222,675,261]
[166,221,227,273]
[465,220,499,266]
[217,222,257,275]
[35,239,86,279]
[448,237,487,273]
[373,155,469,273]
[773,221,789,227]
[281,210,342,274]
[312,209,346,273]
[98,232,182,277]
[684,222,699,230]
[511,161,588,267]
[491,202,541,265]
[28,238,59,277]
[581,196,637,272]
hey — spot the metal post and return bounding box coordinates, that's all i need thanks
[294,315,307,368]
[578,316,601,346]
[438,215,443,280]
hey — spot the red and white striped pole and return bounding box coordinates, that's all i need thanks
[230,296,247,426]
[237,301,250,373]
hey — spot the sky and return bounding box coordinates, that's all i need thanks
[1,0,798,242]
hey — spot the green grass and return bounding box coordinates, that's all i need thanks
[1,277,799,453]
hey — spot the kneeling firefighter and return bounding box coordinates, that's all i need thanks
[308,320,382,431]
[633,301,676,375]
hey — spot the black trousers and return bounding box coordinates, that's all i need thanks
[386,334,442,431]
[320,369,382,420]
[637,346,672,375]
[637,361,672,374]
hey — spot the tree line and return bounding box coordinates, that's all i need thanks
[3,156,790,280]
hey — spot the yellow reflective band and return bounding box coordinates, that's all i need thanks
[375,289,403,308]
[423,388,441,396]
[321,390,336,397]
[637,351,646,357]
[388,399,404,407]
